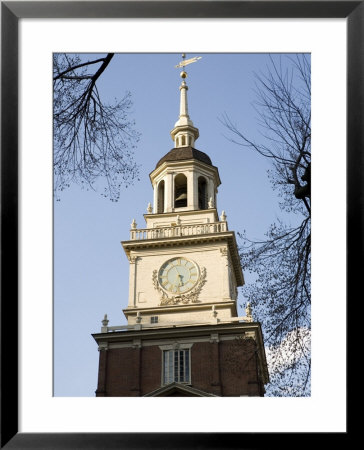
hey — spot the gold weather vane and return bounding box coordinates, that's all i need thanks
[175,54,202,69]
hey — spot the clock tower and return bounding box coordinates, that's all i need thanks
[92,57,269,397]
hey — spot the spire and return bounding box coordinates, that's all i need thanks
[170,54,201,148]
[176,78,193,127]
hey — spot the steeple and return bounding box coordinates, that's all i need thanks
[149,54,221,214]
[92,54,270,398]
[170,55,200,148]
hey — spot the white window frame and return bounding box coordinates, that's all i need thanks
[159,344,193,386]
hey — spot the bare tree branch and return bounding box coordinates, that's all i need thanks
[53,53,140,201]
[53,57,107,81]
[224,54,311,396]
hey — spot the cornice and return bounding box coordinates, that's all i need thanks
[143,208,219,222]
[123,300,236,316]
[122,231,244,286]
[149,158,221,186]
[92,321,262,343]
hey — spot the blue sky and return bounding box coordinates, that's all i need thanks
[54,53,305,396]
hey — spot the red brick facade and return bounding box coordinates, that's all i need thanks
[94,324,267,397]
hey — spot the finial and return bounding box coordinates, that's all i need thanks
[245,302,253,322]
[180,54,187,78]
[220,210,227,221]
[101,314,109,327]
[147,202,153,214]
[131,218,137,229]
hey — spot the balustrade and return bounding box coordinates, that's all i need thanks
[130,221,228,240]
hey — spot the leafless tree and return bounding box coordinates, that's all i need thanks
[53,53,140,201]
[222,54,311,396]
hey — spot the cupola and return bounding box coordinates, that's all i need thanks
[149,56,221,215]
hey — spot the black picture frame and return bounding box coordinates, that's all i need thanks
[1,1,358,448]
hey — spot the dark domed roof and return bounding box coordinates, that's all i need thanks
[156,147,212,169]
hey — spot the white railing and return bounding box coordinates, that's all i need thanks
[130,221,228,240]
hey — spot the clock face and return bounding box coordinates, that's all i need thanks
[158,257,199,294]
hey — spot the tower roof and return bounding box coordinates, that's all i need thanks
[155,146,212,169]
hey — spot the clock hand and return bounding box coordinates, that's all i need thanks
[174,267,183,286]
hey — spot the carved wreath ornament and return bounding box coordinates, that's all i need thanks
[152,267,207,306]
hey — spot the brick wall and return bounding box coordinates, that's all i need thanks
[95,335,264,397]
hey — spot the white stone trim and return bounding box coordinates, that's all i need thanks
[209,333,219,343]
[124,242,226,258]
[107,333,242,349]
[132,338,142,349]
[150,160,221,200]
[128,254,137,307]
[158,342,194,351]
[98,342,108,352]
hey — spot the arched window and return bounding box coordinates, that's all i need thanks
[181,135,186,146]
[174,174,187,208]
[198,176,208,210]
[157,180,165,213]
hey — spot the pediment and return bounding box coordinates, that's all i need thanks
[143,382,218,397]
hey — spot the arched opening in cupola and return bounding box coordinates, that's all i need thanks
[198,176,208,210]
[157,180,165,213]
[174,174,187,208]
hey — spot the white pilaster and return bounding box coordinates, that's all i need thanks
[192,172,199,209]
[208,178,215,210]
[165,172,174,212]
[187,171,195,209]
[128,256,138,309]
[153,181,158,214]
[220,248,231,299]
